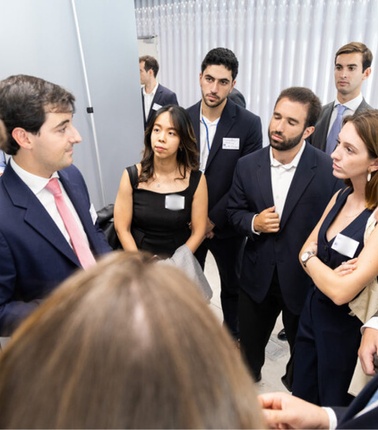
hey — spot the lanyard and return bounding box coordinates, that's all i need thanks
[201,117,211,153]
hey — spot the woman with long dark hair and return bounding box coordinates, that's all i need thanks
[114,105,207,257]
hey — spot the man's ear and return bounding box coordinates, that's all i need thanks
[11,128,32,149]
[303,126,315,140]
[363,67,372,80]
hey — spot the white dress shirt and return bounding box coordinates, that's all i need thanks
[142,82,158,119]
[199,113,220,172]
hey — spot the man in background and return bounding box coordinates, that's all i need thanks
[139,55,179,129]
[310,41,373,154]
[187,47,262,340]
[0,74,111,335]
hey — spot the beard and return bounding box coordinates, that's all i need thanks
[201,91,227,109]
[268,128,304,152]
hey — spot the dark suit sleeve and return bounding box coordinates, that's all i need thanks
[0,231,40,335]
[227,159,257,237]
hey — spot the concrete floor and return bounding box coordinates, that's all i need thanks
[205,251,290,394]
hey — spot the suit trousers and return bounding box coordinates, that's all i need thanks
[292,287,361,406]
[195,235,244,339]
[238,269,299,380]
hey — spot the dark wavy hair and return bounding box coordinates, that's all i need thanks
[201,47,239,80]
[342,110,378,210]
[0,75,75,155]
[139,105,199,183]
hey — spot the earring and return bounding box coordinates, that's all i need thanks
[367,171,372,182]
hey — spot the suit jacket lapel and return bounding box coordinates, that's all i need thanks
[147,83,161,125]
[338,377,378,425]
[257,148,275,209]
[141,87,147,126]
[4,167,80,265]
[317,103,334,151]
[191,102,202,153]
[279,144,315,229]
[206,100,235,169]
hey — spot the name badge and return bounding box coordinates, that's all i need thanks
[152,102,162,111]
[331,233,359,258]
[222,137,240,150]
[165,194,185,211]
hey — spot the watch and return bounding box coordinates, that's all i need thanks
[301,250,316,267]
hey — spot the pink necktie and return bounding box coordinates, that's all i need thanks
[45,178,96,269]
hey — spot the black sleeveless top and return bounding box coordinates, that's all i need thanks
[127,165,202,258]
[317,187,372,271]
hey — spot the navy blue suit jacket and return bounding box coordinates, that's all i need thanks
[310,99,372,151]
[334,373,378,428]
[142,83,178,129]
[187,99,262,237]
[0,163,111,334]
[227,143,343,314]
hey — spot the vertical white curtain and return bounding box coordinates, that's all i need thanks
[135,0,378,142]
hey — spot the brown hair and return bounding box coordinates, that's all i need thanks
[139,55,159,77]
[0,74,75,155]
[274,86,322,128]
[343,110,378,210]
[0,252,265,429]
[335,42,373,72]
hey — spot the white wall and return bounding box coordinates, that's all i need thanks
[0,0,144,209]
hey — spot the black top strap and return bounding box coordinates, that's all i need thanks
[126,165,139,188]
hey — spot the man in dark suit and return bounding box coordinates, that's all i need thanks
[187,47,262,339]
[0,75,111,335]
[227,87,342,384]
[310,42,373,153]
[260,372,378,429]
[261,313,378,428]
[139,55,178,130]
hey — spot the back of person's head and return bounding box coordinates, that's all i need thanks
[275,86,322,128]
[0,74,75,155]
[335,42,373,72]
[343,109,378,209]
[139,55,159,77]
[141,104,199,181]
[201,47,239,80]
[0,251,265,429]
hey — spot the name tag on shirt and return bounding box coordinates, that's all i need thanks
[165,194,185,211]
[331,233,359,258]
[152,102,162,111]
[222,137,240,150]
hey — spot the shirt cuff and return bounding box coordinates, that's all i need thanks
[362,316,378,333]
[251,214,261,235]
[323,407,337,430]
